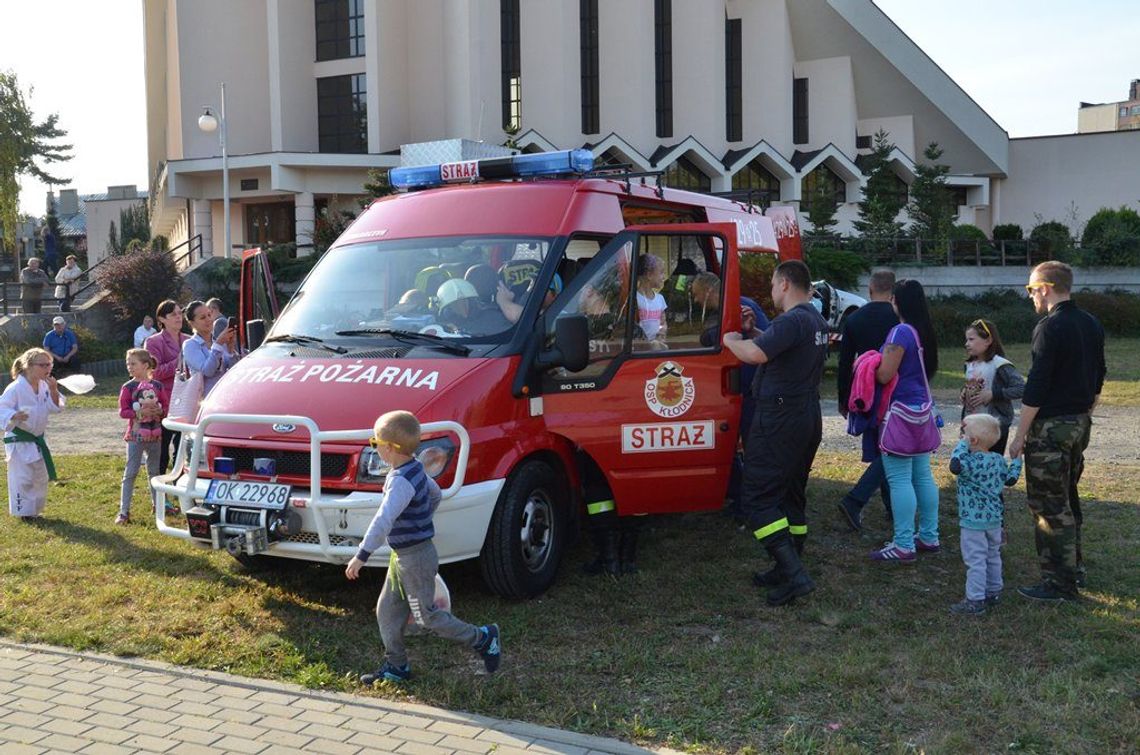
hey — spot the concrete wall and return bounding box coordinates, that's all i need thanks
[85,198,148,266]
[996,130,1140,233]
[856,266,1140,296]
[1077,103,1118,134]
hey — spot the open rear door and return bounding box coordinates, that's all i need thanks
[238,247,280,351]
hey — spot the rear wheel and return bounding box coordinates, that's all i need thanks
[479,460,568,598]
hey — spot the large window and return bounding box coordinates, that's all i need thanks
[661,156,711,192]
[732,159,781,203]
[725,18,742,142]
[654,0,672,138]
[245,202,296,247]
[501,0,521,131]
[318,74,367,154]
[800,165,844,213]
[793,77,809,145]
[580,0,599,135]
[315,0,364,61]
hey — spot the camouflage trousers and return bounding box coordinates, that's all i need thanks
[1024,413,1091,594]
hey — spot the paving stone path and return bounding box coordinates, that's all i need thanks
[0,642,675,755]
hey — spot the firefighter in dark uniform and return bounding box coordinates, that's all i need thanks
[723,260,828,606]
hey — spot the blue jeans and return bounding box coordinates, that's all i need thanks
[844,456,891,514]
[882,452,939,550]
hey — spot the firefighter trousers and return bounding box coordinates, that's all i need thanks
[740,395,822,545]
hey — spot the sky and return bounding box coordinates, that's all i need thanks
[1,0,1137,218]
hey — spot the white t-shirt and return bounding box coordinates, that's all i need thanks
[134,325,158,348]
[637,291,667,340]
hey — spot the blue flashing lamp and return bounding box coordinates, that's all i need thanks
[389,164,443,190]
[388,149,594,190]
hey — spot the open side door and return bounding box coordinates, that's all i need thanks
[536,223,742,515]
[238,247,280,352]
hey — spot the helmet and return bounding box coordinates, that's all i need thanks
[436,278,479,309]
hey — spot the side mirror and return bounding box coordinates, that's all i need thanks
[245,319,267,351]
[537,315,589,373]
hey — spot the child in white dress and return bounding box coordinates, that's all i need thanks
[0,348,64,519]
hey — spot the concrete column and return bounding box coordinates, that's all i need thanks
[192,199,214,257]
[295,192,315,257]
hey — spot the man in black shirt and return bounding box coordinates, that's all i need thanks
[835,270,899,531]
[724,260,828,607]
[1010,261,1106,602]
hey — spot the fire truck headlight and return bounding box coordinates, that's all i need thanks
[415,438,456,479]
[357,446,391,484]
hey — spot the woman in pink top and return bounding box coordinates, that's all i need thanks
[144,299,187,472]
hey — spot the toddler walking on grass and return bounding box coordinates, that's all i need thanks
[950,414,1022,615]
[346,410,500,683]
[117,349,167,524]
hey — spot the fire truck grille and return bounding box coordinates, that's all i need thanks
[347,346,412,359]
[218,448,350,478]
[282,531,358,547]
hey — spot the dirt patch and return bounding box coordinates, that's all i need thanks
[50,397,1140,463]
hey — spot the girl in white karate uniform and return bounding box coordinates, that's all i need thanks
[1,348,64,519]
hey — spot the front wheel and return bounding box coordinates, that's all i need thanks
[479,460,568,598]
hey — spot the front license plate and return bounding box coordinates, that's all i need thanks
[204,479,292,510]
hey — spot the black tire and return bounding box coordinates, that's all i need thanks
[479,459,568,598]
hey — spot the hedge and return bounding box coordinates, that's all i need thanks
[927,289,1140,345]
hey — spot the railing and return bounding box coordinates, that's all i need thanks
[803,236,1140,267]
[171,234,205,271]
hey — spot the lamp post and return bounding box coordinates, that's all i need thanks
[197,83,230,260]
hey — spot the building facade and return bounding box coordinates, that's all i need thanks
[145,0,1138,254]
[1078,79,1140,133]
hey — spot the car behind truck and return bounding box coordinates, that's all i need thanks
[153,150,802,598]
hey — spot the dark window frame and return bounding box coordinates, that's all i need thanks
[725,18,742,142]
[793,77,809,145]
[661,155,711,193]
[800,164,844,213]
[315,0,365,62]
[654,0,673,138]
[580,0,600,135]
[732,158,781,202]
[501,0,522,132]
[317,73,368,154]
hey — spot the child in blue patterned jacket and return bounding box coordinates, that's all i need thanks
[345,410,500,684]
[950,413,1022,615]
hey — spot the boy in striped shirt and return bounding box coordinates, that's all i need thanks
[346,410,501,683]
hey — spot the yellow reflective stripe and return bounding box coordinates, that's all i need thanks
[789,525,808,535]
[753,518,789,541]
[674,275,688,292]
[586,499,615,515]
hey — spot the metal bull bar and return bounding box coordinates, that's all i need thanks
[151,414,471,561]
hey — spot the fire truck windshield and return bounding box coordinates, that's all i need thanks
[269,236,553,346]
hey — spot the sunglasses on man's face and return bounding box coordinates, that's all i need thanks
[1025,281,1055,294]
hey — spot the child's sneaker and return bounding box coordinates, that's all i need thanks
[360,662,411,685]
[950,599,987,615]
[984,592,1001,607]
[915,538,941,553]
[868,542,916,563]
[114,513,129,526]
[474,624,501,673]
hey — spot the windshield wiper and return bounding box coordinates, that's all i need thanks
[335,328,470,355]
[264,333,347,354]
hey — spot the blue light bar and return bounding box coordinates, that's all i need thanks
[389,149,595,190]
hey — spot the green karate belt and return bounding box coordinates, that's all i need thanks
[5,427,57,480]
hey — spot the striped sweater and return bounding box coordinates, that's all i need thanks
[356,458,441,561]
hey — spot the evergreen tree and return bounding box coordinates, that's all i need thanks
[107,220,121,255]
[853,129,905,248]
[907,142,954,249]
[806,181,839,237]
[363,168,395,200]
[118,201,150,248]
[0,71,72,257]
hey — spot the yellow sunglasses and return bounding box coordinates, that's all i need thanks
[368,437,399,450]
[1025,281,1054,294]
[971,319,990,338]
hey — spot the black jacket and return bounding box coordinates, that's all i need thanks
[837,300,899,410]
[1022,300,1106,419]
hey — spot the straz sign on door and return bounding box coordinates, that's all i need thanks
[621,420,715,453]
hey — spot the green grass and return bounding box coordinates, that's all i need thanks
[823,337,1140,407]
[1,452,1136,753]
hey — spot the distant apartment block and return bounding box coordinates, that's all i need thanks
[1078,79,1140,133]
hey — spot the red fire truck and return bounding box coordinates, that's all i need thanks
[153,150,802,598]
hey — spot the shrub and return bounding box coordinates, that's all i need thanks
[739,252,777,314]
[1072,288,1140,335]
[1029,221,1074,264]
[927,289,1140,345]
[266,243,320,283]
[96,247,185,334]
[804,246,868,290]
[73,324,126,363]
[1079,206,1140,266]
[992,223,1023,241]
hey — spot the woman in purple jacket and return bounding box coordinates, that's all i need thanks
[144,299,188,472]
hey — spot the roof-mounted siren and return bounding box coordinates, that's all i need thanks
[389,149,595,191]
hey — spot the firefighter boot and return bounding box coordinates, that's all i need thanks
[793,533,806,555]
[619,527,639,574]
[764,536,815,607]
[582,529,620,576]
[756,533,805,587]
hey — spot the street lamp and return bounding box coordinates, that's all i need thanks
[198,82,230,260]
